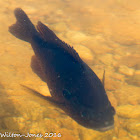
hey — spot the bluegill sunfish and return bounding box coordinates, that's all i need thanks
[9,8,115,131]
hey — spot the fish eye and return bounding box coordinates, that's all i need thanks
[62,89,72,100]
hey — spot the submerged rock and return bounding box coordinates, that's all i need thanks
[115,85,140,105]
[98,53,114,65]
[65,30,89,43]
[74,45,94,63]
[86,35,112,55]
[117,105,140,119]
[117,55,140,68]
[109,16,140,46]
[126,70,140,87]
[51,22,68,32]
[118,65,135,76]
[125,119,140,137]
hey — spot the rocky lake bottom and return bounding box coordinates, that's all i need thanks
[0,0,140,140]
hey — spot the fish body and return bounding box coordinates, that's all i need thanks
[9,8,115,131]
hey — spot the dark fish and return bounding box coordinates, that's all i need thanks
[9,8,115,131]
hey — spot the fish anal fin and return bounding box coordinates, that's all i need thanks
[21,85,65,107]
[30,55,46,82]
[45,96,65,106]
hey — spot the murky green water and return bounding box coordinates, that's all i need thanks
[0,0,140,140]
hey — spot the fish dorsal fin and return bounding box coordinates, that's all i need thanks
[102,69,105,86]
[37,21,58,42]
[36,21,82,63]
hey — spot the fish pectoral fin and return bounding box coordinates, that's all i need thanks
[31,55,46,82]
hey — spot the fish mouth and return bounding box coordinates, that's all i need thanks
[97,124,114,132]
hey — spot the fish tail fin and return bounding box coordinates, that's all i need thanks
[9,8,38,42]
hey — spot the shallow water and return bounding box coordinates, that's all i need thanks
[0,0,140,140]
